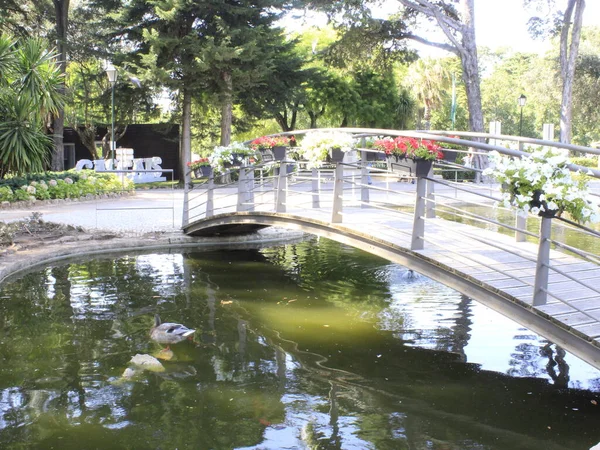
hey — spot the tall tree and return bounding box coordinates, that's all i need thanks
[397,0,483,134]
[526,0,586,143]
[50,0,69,171]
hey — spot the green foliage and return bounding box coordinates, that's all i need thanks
[0,34,64,176]
[0,170,133,203]
[571,156,598,168]
[0,185,13,201]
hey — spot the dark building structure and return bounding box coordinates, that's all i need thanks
[63,123,180,180]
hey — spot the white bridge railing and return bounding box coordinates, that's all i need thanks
[183,129,600,310]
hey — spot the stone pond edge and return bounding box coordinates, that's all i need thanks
[0,228,307,285]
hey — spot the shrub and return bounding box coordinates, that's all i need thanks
[0,170,133,203]
[0,186,13,202]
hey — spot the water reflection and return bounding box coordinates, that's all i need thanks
[0,238,599,449]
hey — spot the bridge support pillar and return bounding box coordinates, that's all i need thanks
[411,176,427,250]
[206,172,214,218]
[515,214,526,242]
[425,165,435,219]
[246,167,255,212]
[312,168,320,208]
[360,151,370,208]
[237,168,248,212]
[533,216,552,306]
[331,163,344,223]
[276,162,287,213]
[182,180,189,226]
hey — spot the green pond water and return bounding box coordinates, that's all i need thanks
[1,237,600,450]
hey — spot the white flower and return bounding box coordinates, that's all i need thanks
[64,177,73,184]
[49,179,58,187]
[26,185,36,194]
[487,148,600,223]
[298,131,355,169]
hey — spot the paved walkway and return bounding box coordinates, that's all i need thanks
[2,189,184,234]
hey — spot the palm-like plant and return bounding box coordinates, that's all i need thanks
[0,35,64,177]
[406,58,450,130]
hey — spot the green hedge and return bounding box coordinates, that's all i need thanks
[570,156,598,168]
[0,170,133,203]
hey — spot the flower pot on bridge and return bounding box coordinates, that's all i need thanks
[441,148,458,163]
[194,166,212,178]
[386,155,432,178]
[365,150,387,161]
[223,153,245,168]
[327,147,345,163]
[259,146,286,162]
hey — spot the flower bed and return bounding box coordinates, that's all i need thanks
[0,171,134,204]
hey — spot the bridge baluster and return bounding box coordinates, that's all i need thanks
[425,165,435,219]
[331,163,344,223]
[515,214,526,242]
[411,176,427,250]
[206,171,214,218]
[276,162,287,213]
[360,150,370,208]
[312,168,319,208]
[237,168,248,212]
[533,216,552,306]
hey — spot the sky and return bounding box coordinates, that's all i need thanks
[370,0,600,56]
[289,1,600,56]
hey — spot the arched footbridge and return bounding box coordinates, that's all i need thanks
[183,128,600,370]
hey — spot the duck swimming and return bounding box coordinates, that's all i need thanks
[150,314,195,348]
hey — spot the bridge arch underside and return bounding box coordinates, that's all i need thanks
[184,212,600,371]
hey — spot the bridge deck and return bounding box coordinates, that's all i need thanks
[184,178,600,368]
[297,205,600,339]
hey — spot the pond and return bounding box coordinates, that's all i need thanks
[0,237,600,450]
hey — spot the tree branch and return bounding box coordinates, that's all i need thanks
[398,0,462,31]
[398,0,466,55]
[405,33,458,54]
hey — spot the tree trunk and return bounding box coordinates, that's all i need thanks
[220,71,233,146]
[559,0,585,144]
[51,0,69,171]
[459,0,487,180]
[75,124,99,160]
[181,88,192,187]
[459,0,484,134]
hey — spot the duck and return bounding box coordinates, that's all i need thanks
[150,314,195,348]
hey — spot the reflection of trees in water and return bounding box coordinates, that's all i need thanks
[508,335,571,388]
[431,294,473,362]
[540,343,570,389]
[3,247,600,449]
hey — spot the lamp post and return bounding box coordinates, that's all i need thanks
[105,64,118,168]
[518,94,527,136]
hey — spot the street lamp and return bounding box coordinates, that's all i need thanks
[518,94,527,136]
[105,64,118,168]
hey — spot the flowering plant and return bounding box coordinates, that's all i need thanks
[373,137,444,161]
[209,142,254,174]
[250,135,294,150]
[483,148,599,223]
[298,130,355,168]
[187,157,210,170]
